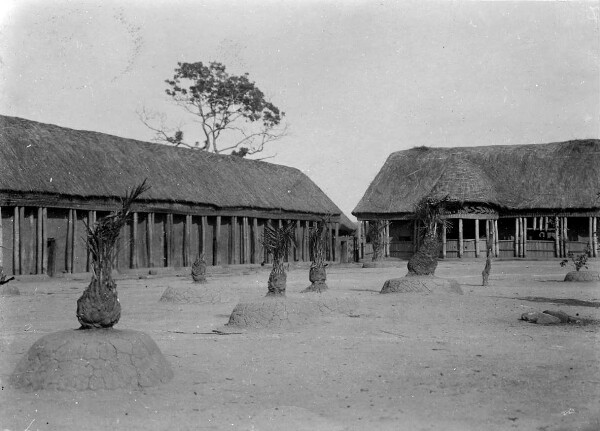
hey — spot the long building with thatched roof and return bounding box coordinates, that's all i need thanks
[353,141,600,260]
[0,115,353,276]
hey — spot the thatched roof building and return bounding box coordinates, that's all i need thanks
[0,115,350,275]
[353,141,600,260]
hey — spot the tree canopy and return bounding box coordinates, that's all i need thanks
[140,61,286,157]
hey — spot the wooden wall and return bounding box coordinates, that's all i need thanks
[0,206,341,276]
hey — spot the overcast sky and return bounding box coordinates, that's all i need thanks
[1,0,598,220]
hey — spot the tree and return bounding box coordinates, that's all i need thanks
[140,61,286,157]
[368,220,389,262]
[261,222,296,297]
[76,180,150,329]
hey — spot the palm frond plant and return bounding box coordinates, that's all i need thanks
[261,221,297,297]
[304,215,331,293]
[76,180,150,329]
[407,195,454,276]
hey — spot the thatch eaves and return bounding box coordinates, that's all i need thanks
[353,140,600,218]
[0,115,343,218]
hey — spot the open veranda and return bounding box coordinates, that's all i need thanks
[1,259,599,431]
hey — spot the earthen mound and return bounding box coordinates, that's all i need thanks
[1,284,20,296]
[159,285,233,304]
[564,271,600,282]
[11,328,173,391]
[226,296,358,330]
[381,275,463,294]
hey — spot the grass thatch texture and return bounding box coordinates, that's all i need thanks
[0,115,342,217]
[353,140,600,216]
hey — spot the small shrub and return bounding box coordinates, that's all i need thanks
[560,246,590,272]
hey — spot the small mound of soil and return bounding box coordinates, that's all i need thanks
[564,271,600,282]
[159,285,233,304]
[381,275,463,295]
[11,328,173,391]
[226,296,358,330]
[0,284,20,296]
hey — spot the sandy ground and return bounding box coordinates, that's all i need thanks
[1,259,599,431]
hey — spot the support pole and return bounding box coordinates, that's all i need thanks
[589,216,594,255]
[494,219,499,258]
[201,216,207,257]
[37,208,44,274]
[563,217,568,257]
[42,208,48,274]
[184,214,191,267]
[593,217,598,258]
[295,220,301,262]
[554,216,560,258]
[231,216,238,265]
[522,217,527,258]
[458,218,463,258]
[147,212,154,267]
[441,221,447,259]
[243,217,250,264]
[132,212,138,269]
[514,218,519,258]
[474,219,480,258]
[252,217,259,264]
[214,215,221,266]
[66,209,72,274]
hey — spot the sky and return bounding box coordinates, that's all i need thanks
[0,0,598,220]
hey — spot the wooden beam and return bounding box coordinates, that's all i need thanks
[214,215,221,266]
[303,220,310,262]
[474,219,479,258]
[514,218,519,258]
[554,216,560,258]
[166,213,173,267]
[593,216,598,258]
[231,216,238,265]
[589,216,594,255]
[42,208,48,274]
[65,208,72,274]
[184,214,191,267]
[147,212,154,267]
[131,212,138,269]
[458,218,463,258]
[522,217,527,258]
[335,222,340,262]
[563,217,568,257]
[494,220,499,258]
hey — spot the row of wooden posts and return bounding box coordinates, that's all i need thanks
[1,206,342,276]
[357,216,599,259]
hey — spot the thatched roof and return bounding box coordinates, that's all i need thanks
[353,140,600,218]
[0,115,343,218]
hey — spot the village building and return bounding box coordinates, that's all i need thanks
[353,141,600,260]
[0,115,354,276]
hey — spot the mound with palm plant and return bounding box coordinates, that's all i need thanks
[381,196,463,294]
[302,216,330,293]
[11,181,174,391]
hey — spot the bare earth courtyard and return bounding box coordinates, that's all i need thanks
[1,260,599,431]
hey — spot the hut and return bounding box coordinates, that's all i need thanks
[353,141,600,260]
[0,115,349,276]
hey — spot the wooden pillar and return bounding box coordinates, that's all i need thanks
[532,217,537,230]
[294,220,301,262]
[303,220,310,262]
[593,217,598,258]
[36,207,44,274]
[554,216,560,258]
[563,217,568,257]
[243,217,250,264]
[458,218,463,258]
[200,216,207,257]
[65,208,72,274]
[214,215,221,266]
[231,216,238,265]
[441,221,447,259]
[589,216,594,255]
[131,212,138,269]
[147,213,154,267]
[42,208,48,274]
[334,222,340,263]
[522,217,527,258]
[183,214,191,267]
[494,220,499,258]
[165,213,172,267]
[474,219,480,258]
[514,217,519,257]
[72,209,78,273]
[0,206,3,268]
[252,217,259,264]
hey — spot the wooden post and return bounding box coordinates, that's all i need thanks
[214,215,221,266]
[200,216,207,257]
[563,217,568,257]
[36,207,44,274]
[494,220,499,258]
[242,217,249,264]
[71,209,77,273]
[458,218,463,258]
[0,206,3,268]
[589,216,594,255]
[42,208,48,274]
[592,216,598,257]
[532,217,537,230]
[231,216,238,265]
[27,211,34,274]
[474,219,480,258]
[147,213,154,267]
[335,222,340,263]
[252,217,259,264]
[441,221,447,259]
[303,220,310,262]
[131,212,138,269]
[522,217,527,258]
[295,220,301,261]
[65,208,72,274]
[554,216,560,258]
